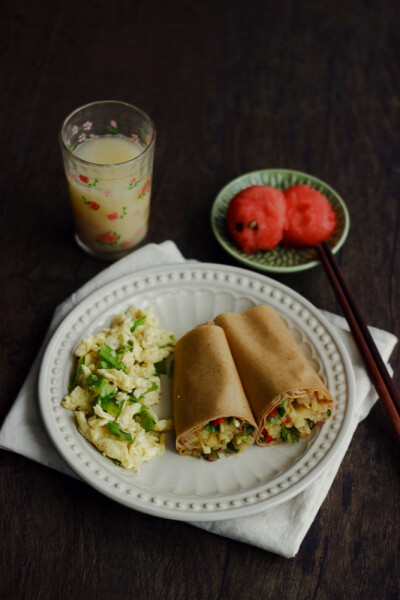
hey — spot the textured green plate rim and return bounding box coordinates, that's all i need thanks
[211,168,350,273]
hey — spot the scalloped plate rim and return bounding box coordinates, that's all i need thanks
[38,262,356,521]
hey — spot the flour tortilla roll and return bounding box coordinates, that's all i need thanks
[173,324,257,459]
[214,305,333,446]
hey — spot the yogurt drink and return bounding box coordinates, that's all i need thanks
[66,136,152,255]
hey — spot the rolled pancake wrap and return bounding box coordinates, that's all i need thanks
[214,305,333,446]
[173,324,257,457]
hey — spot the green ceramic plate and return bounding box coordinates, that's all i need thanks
[211,169,350,273]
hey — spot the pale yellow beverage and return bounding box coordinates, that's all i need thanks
[66,135,152,255]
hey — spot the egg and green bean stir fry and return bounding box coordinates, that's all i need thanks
[62,306,175,471]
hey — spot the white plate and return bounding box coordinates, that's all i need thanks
[39,262,355,521]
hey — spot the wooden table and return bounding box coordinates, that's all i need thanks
[1,1,399,598]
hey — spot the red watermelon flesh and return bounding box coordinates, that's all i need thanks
[282,185,337,247]
[226,185,286,253]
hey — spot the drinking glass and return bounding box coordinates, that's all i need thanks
[60,100,156,260]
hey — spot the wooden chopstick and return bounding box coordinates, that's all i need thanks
[316,241,400,444]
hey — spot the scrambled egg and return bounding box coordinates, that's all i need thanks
[62,305,175,471]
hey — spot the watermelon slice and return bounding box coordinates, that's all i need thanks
[283,184,337,247]
[226,185,286,253]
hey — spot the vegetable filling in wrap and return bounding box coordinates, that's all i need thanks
[173,324,257,459]
[214,305,333,446]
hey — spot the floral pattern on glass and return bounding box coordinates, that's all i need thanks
[78,174,98,187]
[97,231,121,245]
[106,120,120,134]
[107,207,127,221]
[128,178,138,190]
[82,196,100,211]
[138,175,152,198]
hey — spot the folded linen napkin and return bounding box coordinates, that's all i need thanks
[0,240,397,558]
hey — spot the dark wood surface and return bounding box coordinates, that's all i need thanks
[1,1,399,598]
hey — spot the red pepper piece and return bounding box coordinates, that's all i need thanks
[282,185,337,247]
[226,186,286,253]
[267,410,276,418]
[261,429,274,443]
[284,416,290,424]
[212,417,225,426]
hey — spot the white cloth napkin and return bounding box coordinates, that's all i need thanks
[0,240,397,558]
